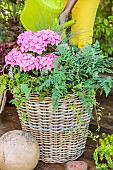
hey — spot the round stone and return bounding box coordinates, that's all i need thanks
[0,130,40,170]
[65,161,88,170]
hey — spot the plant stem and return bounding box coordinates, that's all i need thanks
[0,114,5,129]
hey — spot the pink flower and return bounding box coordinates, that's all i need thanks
[5,48,22,67]
[5,48,36,72]
[18,53,36,72]
[5,30,62,72]
[35,53,57,71]
[17,30,61,55]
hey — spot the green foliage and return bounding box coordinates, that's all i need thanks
[93,16,113,57]
[0,0,24,42]
[98,0,113,17]
[93,1,113,57]
[94,133,113,170]
[0,41,113,117]
[0,0,24,22]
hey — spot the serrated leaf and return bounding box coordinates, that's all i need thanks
[101,76,112,96]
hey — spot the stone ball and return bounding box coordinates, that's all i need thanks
[0,130,40,170]
[65,161,88,170]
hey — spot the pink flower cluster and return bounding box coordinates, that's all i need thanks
[5,30,61,72]
[5,48,57,72]
[17,30,61,54]
[35,54,57,71]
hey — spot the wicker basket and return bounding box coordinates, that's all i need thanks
[17,94,91,163]
[0,90,7,114]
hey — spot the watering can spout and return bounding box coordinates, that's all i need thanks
[52,18,75,31]
[59,20,75,30]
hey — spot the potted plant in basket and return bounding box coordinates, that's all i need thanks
[0,29,113,163]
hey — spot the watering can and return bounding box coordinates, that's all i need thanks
[20,0,75,32]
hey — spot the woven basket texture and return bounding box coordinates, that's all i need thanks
[0,90,7,114]
[17,94,91,163]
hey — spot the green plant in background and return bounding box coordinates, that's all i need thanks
[98,0,113,17]
[93,0,113,57]
[93,16,113,57]
[0,0,25,42]
[94,133,113,170]
[1,0,24,23]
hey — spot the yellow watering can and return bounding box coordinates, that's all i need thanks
[20,0,75,32]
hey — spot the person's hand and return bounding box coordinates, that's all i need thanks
[59,11,69,24]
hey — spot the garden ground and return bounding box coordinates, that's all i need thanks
[0,89,113,170]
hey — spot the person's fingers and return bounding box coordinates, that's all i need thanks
[59,15,66,24]
[59,12,68,24]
